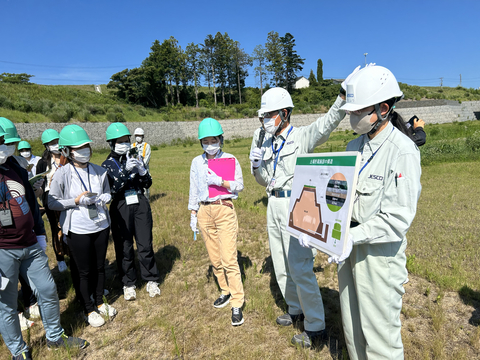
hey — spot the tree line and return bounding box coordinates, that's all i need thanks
[107,31,305,109]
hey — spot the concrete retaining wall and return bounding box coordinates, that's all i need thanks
[14,100,480,149]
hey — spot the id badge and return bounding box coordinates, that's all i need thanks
[266,177,276,192]
[0,209,13,227]
[0,276,9,291]
[125,190,139,205]
[87,204,98,219]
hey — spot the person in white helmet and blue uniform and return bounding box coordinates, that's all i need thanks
[329,65,422,360]
[249,82,349,348]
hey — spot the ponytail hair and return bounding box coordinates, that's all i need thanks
[384,98,415,142]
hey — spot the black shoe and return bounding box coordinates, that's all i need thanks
[12,351,32,360]
[291,330,327,349]
[276,313,305,326]
[231,307,244,326]
[46,333,89,350]
[213,294,231,308]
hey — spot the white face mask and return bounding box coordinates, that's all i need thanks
[263,115,279,135]
[202,143,220,156]
[135,136,143,143]
[349,109,376,134]
[20,151,31,159]
[49,144,60,154]
[71,148,91,164]
[6,144,16,157]
[115,142,131,155]
[0,144,8,165]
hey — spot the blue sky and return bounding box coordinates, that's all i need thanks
[1,0,479,88]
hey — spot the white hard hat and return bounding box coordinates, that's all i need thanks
[134,128,145,136]
[257,109,264,118]
[259,87,294,114]
[340,66,403,112]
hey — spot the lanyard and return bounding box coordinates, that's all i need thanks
[271,126,293,175]
[358,127,394,176]
[73,164,92,192]
[112,158,122,171]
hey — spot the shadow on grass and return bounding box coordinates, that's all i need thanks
[260,255,287,313]
[254,196,268,207]
[149,192,167,203]
[459,285,480,326]
[206,251,253,292]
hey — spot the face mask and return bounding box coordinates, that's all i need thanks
[263,115,279,135]
[349,109,375,134]
[49,144,60,154]
[6,144,16,157]
[115,142,131,155]
[135,136,143,143]
[202,143,220,156]
[20,151,31,158]
[71,148,91,164]
[0,144,8,165]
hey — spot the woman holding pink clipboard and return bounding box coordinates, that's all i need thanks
[188,118,245,327]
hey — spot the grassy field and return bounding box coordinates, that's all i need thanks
[2,121,480,359]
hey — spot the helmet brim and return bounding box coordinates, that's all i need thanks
[69,140,92,149]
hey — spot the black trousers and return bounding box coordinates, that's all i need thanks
[44,193,65,262]
[67,227,110,314]
[110,194,159,287]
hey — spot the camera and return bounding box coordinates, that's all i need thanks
[128,147,138,158]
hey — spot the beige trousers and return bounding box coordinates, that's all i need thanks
[197,201,244,308]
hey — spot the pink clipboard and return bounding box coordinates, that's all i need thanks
[208,158,235,198]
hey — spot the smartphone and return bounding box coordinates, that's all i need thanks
[408,115,419,128]
[85,192,97,198]
[129,147,138,158]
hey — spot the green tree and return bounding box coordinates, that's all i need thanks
[308,69,317,86]
[265,31,283,87]
[185,43,201,108]
[317,59,323,82]
[231,41,251,104]
[252,44,268,96]
[202,34,217,106]
[280,33,304,92]
[0,73,34,84]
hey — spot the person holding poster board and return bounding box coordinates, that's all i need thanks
[188,118,245,326]
[331,65,422,360]
[249,85,349,348]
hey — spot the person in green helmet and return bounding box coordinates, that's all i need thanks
[102,123,161,301]
[36,129,68,273]
[0,117,30,177]
[18,141,40,178]
[48,125,116,328]
[188,118,245,326]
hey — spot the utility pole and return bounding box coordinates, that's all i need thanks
[440,77,443,87]
[459,74,462,87]
[363,53,368,66]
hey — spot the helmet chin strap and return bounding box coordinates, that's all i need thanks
[368,103,396,136]
[274,108,291,136]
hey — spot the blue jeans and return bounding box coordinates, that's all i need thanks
[0,243,64,356]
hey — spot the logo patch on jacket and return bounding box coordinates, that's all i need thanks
[286,141,294,145]
[368,174,383,181]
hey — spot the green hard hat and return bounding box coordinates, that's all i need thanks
[41,129,60,144]
[59,124,92,148]
[0,117,21,144]
[18,141,31,150]
[198,118,223,140]
[0,125,7,138]
[106,122,131,141]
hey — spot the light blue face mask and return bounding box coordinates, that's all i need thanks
[0,144,8,165]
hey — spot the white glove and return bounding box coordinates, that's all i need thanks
[328,234,354,265]
[79,194,96,206]
[341,65,361,90]
[125,157,136,172]
[32,178,44,191]
[136,159,147,176]
[36,235,47,252]
[298,233,314,249]
[206,169,223,187]
[96,193,112,207]
[190,214,199,233]
[249,148,264,169]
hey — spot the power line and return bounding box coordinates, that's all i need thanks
[0,60,138,69]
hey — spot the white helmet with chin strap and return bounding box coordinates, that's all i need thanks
[259,87,294,134]
[134,128,145,136]
[340,65,403,134]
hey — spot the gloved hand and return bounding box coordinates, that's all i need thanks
[328,234,354,265]
[206,169,223,187]
[341,65,361,90]
[249,148,264,169]
[36,235,47,252]
[96,193,112,207]
[135,159,147,176]
[79,194,96,206]
[32,178,44,191]
[125,157,137,172]
[298,233,314,249]
[190,213,199,233]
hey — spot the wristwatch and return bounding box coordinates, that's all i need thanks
[221,179,225,186]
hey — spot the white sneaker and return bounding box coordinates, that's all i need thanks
[123,286,136,301]
[25,303,40,319]
[58,261,68,273]
[97,303,117,318]
[18,312,34,331]
[87,311,105,327]
[146,281,161,298]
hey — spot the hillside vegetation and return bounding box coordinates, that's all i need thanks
[0,81,479,124]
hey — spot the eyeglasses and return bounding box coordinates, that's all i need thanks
[262,111,278,118]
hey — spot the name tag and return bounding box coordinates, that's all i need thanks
[125,190,139,205]
[0,209,13,227]
[87,204,99,219]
